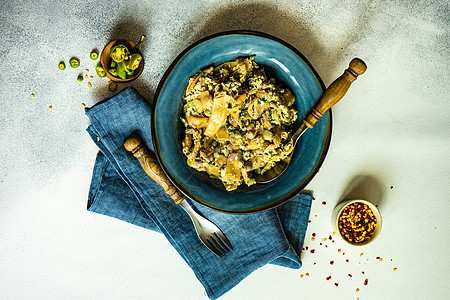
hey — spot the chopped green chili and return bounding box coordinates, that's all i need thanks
[126,53,142,70]
[109,68,117,76]
[116,61,127,80]
[108,81,117,92]
[110,44,129,63]
[77,75,84,82]
[69,57,80,68]
[95,65,106,77]
[90,50,98,60]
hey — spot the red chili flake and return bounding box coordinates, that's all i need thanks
[325,245,328,248]
[310,249,315,253]
[312,233,316,236]
[329,235,332,240]
[320,243,322,246]
[326,276,331,280]
[314,215,317,217]
[313,197,316,200]
[314,262,316,265]
[305,246,309,250]
[334,283,339,286]
[305,273,309,277]
[308,220,311,223]
[322,201,326,205]
[348,274,352,278]
[346,259,349,262]
[390,186,394,189]
[338,249,341,252]
[330,261,334,265]
[364,279,368,285]
[362,271,365,274]
[376,256,380,260]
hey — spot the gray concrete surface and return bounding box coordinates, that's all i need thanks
[0,0,449,299]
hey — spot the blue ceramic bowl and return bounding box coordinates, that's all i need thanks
[152,31,331,213]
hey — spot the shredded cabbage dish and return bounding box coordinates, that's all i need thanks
[181,56,298,191]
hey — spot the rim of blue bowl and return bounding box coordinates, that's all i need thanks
[151,30,331,214]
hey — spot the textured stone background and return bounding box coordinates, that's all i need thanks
[0,0,449,299]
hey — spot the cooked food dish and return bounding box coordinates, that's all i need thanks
[181,56,298,191]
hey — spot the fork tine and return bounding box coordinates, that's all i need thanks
[203,239,223,258]
[215,231,233,250]
[206,237,226,258]
[213,233,232,253]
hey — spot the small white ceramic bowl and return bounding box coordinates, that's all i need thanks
[332,199,382,246]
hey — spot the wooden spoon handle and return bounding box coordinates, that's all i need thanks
[124,134,184,204]
[303,58,367,128]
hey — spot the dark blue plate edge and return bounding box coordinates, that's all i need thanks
[151,30,331,214]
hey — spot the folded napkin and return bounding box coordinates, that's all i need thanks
[85,87,312,299]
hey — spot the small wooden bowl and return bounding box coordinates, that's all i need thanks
[100,39,144,83]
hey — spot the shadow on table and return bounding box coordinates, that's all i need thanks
[180,2,373,85]
[338,174,385,210]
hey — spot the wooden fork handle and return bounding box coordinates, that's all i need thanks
[124,134,184,204]
[303,58,367,128]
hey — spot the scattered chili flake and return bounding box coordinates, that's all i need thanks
[311,237,315,241]
[313,197,316,200]
[326,276,331,280]
[85,74,88,79]
[87,82,92,88]
[315,215,317,217]
[322,201,326,205]
[346,259,349,262]
[330,261,334,265]
[323,238,327,241]
[305,246,308,250]
[308,220,311,223]
[332,231,336,235]
[305,273,309,277]
[362,271,364,274]
[329,235,332,240]
[376,256,380,259]
[348,274,352,278]
[364,279,368,285]
[338,249,341,252]
[312,233,316,236]
[319,243,322,246]
[379,258,383,262]
[30,93,35,98]
[360,253,364,257]
[81,103,86,108]
[390,186,393,189]
[393,267,398,271]
[356,288,360,292]
[334,283,339,287]
[310,249,315,253]
[300,274,304,278]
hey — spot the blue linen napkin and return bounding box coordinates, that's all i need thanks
[85,87,312,299]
